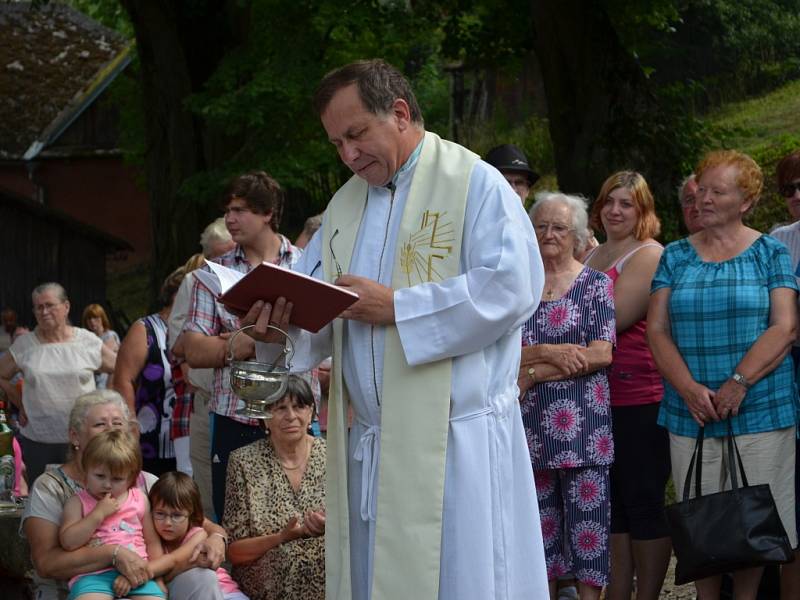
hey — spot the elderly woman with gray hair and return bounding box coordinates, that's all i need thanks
[518,192,616,600]
[0,282,116,483]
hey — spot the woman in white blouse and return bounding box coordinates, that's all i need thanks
[0,282,116,483]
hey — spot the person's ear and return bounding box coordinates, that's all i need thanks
[391,99,412,131]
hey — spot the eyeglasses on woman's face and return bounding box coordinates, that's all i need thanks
[533,222,575,237]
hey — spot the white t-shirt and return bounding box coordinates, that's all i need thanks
[10,328,102,443]
[169,271,214,393]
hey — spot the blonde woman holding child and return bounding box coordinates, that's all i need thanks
[59,429,164,600]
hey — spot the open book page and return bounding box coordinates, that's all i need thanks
[192,258,359,332]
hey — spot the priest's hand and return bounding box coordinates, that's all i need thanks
[241,297,293,342]
[335,275,395,325]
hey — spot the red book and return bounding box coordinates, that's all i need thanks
[194,260,358,333]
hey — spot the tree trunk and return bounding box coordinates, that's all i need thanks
[119,1,245,302]
[531,0,679,214]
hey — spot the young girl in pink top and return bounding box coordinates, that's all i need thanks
[148,471,248,600]
[59,429,164,600]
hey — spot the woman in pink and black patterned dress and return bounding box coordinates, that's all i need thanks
[518,192,616,600]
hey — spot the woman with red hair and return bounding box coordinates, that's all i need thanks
[649,150,798,599]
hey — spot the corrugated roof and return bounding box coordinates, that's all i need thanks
[0,1,129,158]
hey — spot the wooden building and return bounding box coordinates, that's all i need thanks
[0,1,151,273]
[0,186,131,328]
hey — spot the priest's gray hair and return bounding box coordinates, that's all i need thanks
[529,191,590,250]
[199,217,232,257]
[313,59,424,125]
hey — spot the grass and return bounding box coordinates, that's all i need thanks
[706,79,800,155]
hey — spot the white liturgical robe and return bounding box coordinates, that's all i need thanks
[261,150,548,600]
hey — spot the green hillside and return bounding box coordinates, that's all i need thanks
[708,79,800,154]
[705,79,800,233]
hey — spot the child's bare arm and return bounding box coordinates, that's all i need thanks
[148,530,208,582]
[59,494,118,551]
[141,497,164,564]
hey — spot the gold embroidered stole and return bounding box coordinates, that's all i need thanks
[323,131,478,600]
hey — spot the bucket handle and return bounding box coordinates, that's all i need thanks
[226,324,294,369]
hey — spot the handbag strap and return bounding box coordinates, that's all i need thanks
[683,426,705,501]
[726,419,749,489]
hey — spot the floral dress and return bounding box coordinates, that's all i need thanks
[520,266,616,586]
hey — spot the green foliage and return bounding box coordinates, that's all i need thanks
[180,0,447,219]
[66,0,132,35]
[464,114,555,184]
[628,0,800,106]
[96,0,800,251]
[427,0,534,66]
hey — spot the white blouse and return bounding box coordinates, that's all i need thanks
[10,328,102,443]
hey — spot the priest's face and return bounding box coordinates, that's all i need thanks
[321,84,411,187]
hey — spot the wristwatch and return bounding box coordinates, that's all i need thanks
[731,372,751,389]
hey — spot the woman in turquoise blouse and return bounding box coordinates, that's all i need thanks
[648,150,798,600]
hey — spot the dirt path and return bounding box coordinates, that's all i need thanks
[657,555,697,599]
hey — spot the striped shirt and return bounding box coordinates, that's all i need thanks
[652,235,798,438]
[183,237,299,424]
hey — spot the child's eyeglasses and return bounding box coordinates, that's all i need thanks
[152,511,189,523]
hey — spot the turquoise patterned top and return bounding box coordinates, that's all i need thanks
[651,235,798,438]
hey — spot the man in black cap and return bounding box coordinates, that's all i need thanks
[485,144,539,203]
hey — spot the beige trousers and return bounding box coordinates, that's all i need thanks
[190,389,215,521]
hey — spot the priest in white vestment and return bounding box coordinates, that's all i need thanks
[248,59,548,600]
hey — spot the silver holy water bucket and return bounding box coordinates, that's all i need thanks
[227,324,294,419]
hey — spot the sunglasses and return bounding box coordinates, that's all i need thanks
[780,182,800,198]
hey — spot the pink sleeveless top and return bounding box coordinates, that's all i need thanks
[69,486,149,587]
[591,244,664,407]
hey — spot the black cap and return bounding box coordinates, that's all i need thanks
[485,144,539,185]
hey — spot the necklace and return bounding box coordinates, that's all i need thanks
[279,461,304,471]
[277,438,311,471]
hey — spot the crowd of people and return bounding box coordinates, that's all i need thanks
[1,58,800,600]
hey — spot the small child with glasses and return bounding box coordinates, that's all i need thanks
[59,430,164,600]
[147,471,248,600]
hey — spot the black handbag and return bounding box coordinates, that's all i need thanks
[665,421,794,585]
